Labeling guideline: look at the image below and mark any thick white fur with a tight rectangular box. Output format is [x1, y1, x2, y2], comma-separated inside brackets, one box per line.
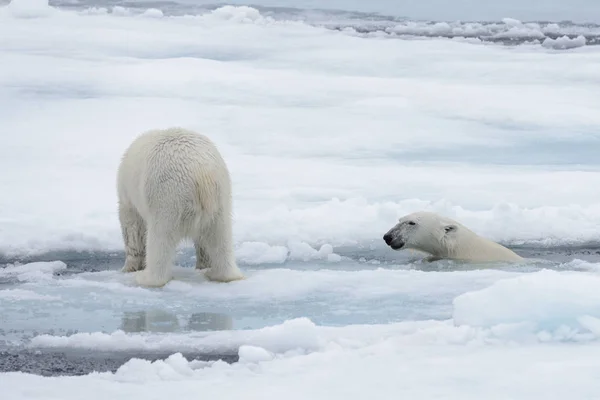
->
[383, 211, 523, 263]
[117, 127, 244, 287]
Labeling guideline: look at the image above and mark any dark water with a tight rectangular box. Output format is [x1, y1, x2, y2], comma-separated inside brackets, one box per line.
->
[0, 348, 238, 376]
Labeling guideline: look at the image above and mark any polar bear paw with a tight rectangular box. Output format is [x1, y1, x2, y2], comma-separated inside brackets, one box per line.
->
[195, 261, 209, 270]
[122, 256, 145, 273]
[135, 270, 172, 288]
[204, 268, 245, 283]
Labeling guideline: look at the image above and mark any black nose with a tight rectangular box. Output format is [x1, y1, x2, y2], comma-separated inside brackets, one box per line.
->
[383, 233, 393, 244]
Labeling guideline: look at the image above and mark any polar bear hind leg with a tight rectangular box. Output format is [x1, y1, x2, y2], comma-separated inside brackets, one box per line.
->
[135, 217, 181, 287]
[119, 201, 146, 273]
[201, 215, 244, 283]
[194, 241, 210, 270]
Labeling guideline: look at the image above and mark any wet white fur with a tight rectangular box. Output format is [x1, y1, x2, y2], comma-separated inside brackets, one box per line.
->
[117, 127, 244, 287]
[384, 211, 524, 263]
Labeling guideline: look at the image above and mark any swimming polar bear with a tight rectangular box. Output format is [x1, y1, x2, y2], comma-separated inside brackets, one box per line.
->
[383, 211, 523, 263]
[117, 127, 245, 287]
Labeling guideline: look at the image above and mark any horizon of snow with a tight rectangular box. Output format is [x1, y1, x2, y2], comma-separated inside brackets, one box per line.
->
[41, 0, 600, 24]
[9, 0, 600, 43]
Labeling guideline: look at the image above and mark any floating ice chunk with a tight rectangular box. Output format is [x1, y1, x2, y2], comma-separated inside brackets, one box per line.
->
[327, 253, 342, 263]
[240, 317, 322, 353]
[459, 22, 487, 36]
[430, 22, 452, 36]
[493, 26, 545, 39]
[141, 8, 163, 19]
[233, 241, 343, 265]
[209, 5, 265, 23]
[6, 0, 53, 18]
[287, 241, 341, 262]
[238, 345, 275, 363]
[543, 23, 561, 34]
[0, 261, 66, 282]
[317, 243, 333, 255]
[79, 7, 108, 16]
[524, 22, 541, 30]
[318, 244, 342, 262]
[30, 318, 323, 354]
[236, 242, 289, 265]
[111, 6, 130, 16]
[502, 18, 523, 27]
[112, 353, 195, 382]
[542, 35, 586, 50]
[30, 330, 145, 351]
[453, 270, 600, 332]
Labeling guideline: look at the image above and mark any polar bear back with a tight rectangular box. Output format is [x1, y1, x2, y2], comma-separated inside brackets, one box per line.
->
[117, 128, 231, 226]
[443, 230, 523, 263]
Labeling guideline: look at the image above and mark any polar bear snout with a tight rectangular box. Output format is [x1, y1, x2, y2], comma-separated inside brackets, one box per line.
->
[383, 228, 405, 250]
[383, 233, 393, 244]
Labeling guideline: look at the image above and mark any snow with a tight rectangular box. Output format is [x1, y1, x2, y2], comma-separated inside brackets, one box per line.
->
[385, 19, 595, 42]
[4, 347, 600, 399]
[1, 3, 599, 259]
[8, 264, 600, 398]
[236, 241, 342, 265]
[542, 35, 587, 50]
[238, 345, 275, 363]
[0, 289, 60, 301]
[2, 0, 600, 398]
[78, 0, 600, 23]
[5, 0, 53, 18]
[7, 317, 600, 398]
[235, 242, 290, 265]
[453, 269, 600, 330]
[140, 8, 163, 19]
[0, 261, 67, 282]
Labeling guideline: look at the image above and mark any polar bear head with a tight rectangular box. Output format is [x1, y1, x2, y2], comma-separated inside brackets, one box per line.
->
[382, 211, 465, 256]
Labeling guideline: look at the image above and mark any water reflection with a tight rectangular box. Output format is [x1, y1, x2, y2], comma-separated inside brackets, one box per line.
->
[120, 310, 233, 333]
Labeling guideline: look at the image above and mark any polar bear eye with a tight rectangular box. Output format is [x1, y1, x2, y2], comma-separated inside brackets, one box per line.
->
[408, 221, 416, 226]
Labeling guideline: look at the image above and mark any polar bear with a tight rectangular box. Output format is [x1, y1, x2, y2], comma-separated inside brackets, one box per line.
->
[117, 127, 245, 287]
[383, 211, 523, 263]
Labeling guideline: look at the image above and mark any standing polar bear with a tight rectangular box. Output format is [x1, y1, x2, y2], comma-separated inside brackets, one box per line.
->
[117, 127, 244, 287]
[383, 211, 523, 263]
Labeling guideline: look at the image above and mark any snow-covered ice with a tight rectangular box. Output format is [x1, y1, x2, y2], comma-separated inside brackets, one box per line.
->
[1, 2, 600, 258]
[2, 0, 600, 398]
[542, 35, 588, 50]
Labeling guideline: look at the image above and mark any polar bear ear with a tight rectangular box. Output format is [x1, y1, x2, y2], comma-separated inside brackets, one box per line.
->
[444, 224, 457, 234]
